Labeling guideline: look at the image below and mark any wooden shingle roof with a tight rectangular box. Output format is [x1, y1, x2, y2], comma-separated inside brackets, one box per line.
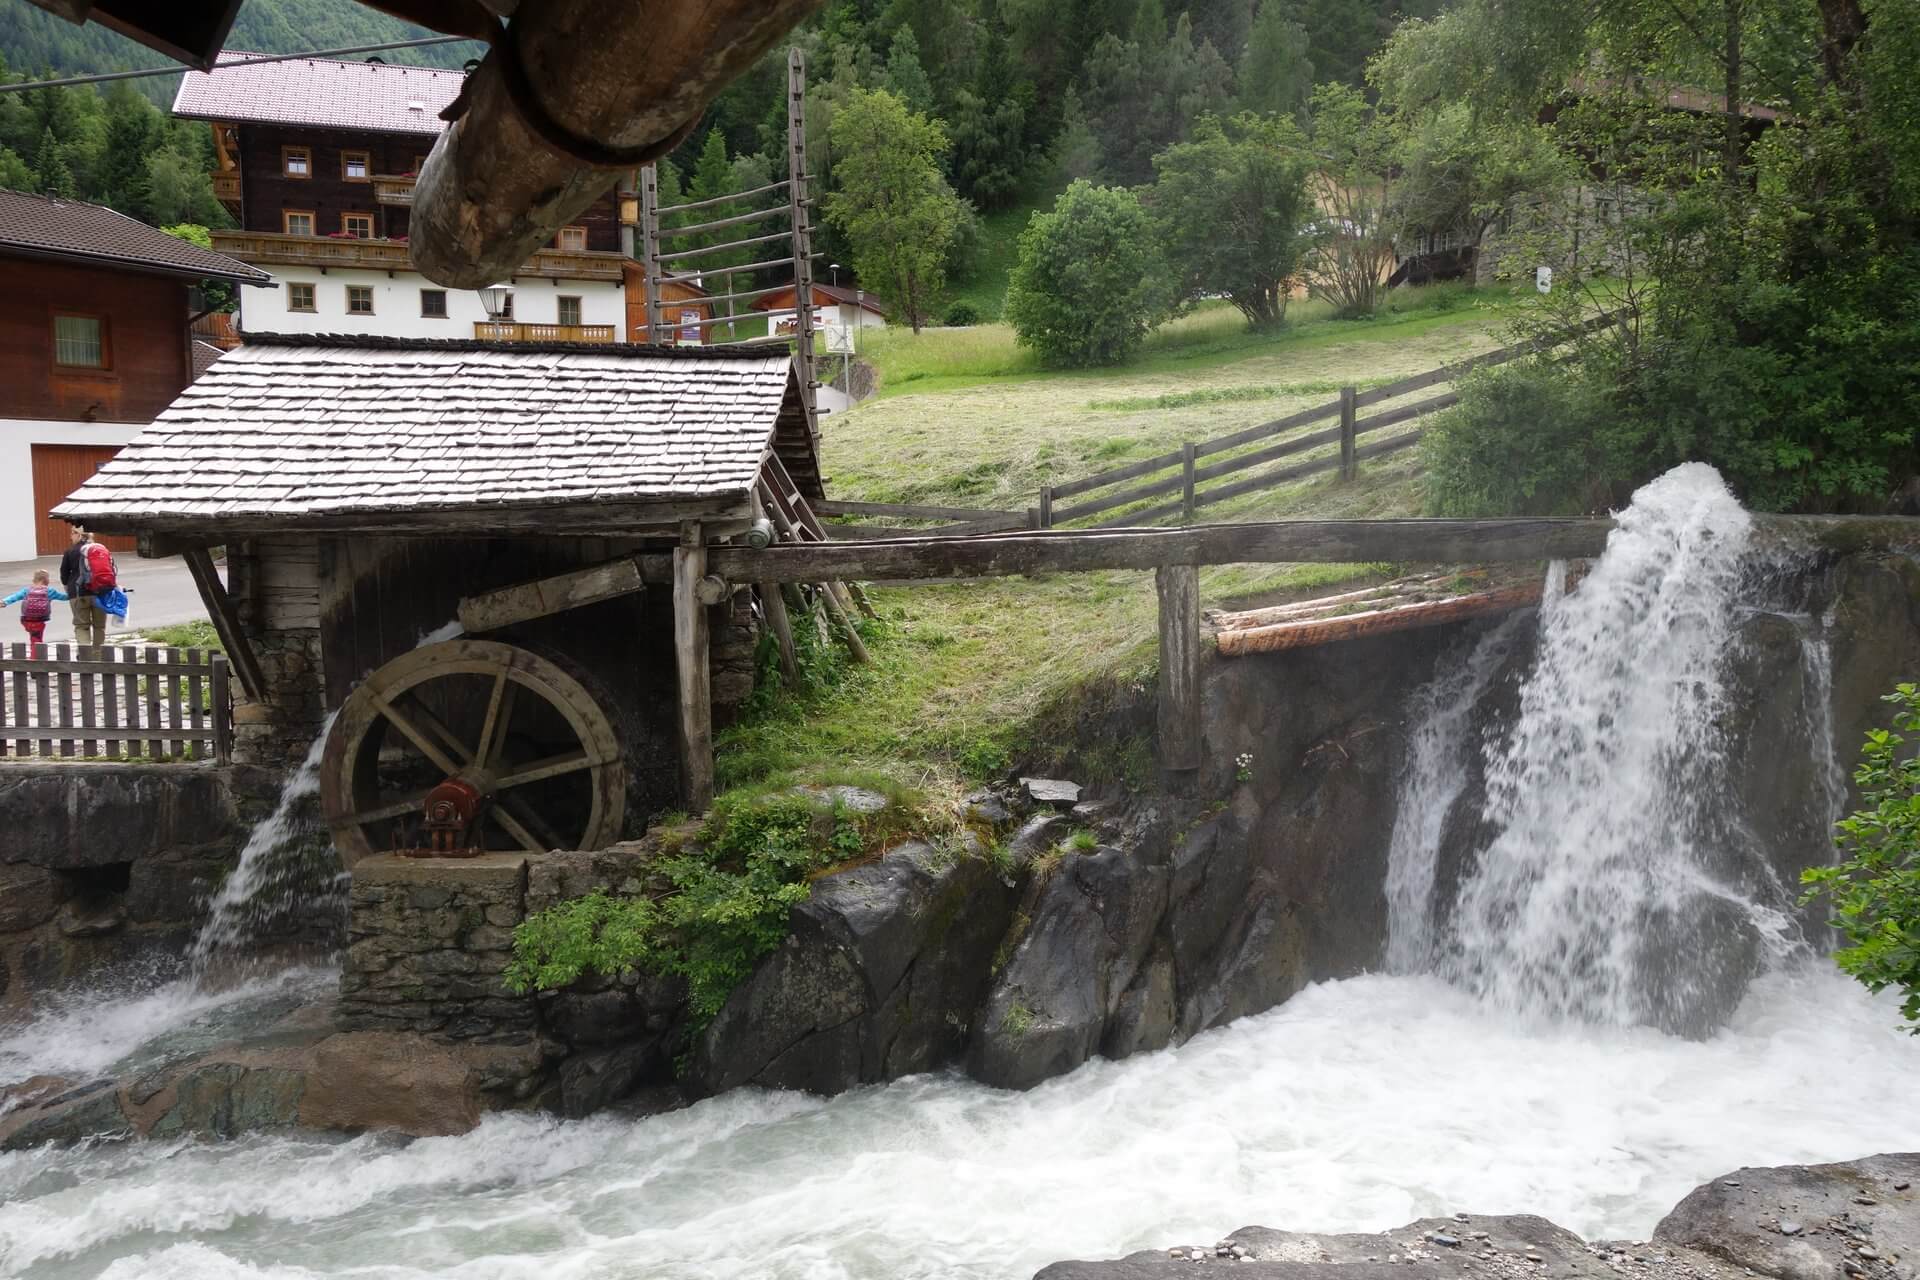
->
[173, 53, 466, 136]
[56, 336, 817, 537]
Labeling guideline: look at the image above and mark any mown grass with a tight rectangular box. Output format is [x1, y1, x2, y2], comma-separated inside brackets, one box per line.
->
[138, 620, 222, 652]
[706, 284, 1530, 809]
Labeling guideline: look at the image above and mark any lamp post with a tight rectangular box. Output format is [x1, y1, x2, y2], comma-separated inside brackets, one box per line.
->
[477, 284, 514, 330]
[829, 262, 840, 289]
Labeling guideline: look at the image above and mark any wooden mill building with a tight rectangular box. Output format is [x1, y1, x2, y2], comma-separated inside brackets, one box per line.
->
[56, 335, 820, 858]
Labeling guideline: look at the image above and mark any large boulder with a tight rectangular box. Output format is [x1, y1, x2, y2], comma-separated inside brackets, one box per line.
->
[969, 843, 1169, 1090]
[697, 840, 1014, 1095]
[1653, 1154, 1920, 1280]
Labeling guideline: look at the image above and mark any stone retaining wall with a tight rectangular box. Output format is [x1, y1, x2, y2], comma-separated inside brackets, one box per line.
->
[0, 763, 282, 1007]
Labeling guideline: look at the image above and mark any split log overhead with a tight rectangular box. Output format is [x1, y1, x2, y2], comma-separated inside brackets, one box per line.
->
[1214, 583, 1546, 656]
[409, 0, 823, 288]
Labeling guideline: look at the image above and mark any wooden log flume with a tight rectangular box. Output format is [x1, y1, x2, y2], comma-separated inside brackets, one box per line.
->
[1213, 582, 1544, 656]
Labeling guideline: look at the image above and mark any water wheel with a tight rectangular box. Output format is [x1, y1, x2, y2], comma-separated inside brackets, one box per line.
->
[320, 638, 626, 867]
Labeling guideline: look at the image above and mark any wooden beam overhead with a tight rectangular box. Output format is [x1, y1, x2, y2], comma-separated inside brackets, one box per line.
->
[181, 547, 268, 702]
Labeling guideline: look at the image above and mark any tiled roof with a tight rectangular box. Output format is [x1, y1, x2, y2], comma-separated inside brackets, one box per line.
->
[173, 52, 466, 136]
[0, 189, 270, 283]
[55, 338, 808, 530]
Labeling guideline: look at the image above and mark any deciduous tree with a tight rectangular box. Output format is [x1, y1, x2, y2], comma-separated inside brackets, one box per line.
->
[824, 88, 963, 332]
[1005, 180, 1173, 365]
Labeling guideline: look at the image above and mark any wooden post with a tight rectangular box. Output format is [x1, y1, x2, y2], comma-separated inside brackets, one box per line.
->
[1027, 507, 1042, 531]
[1181, 442, 1198, 523]
[673, 522, 715, 812]
[1339, 385, 1358, 481]
[1039, 485, 1055, 529]
[182, 547, 267, 701]
[786, 48, 820, 439]
[211, 653, 232, 765]
[1155, 563, 1202, 776]
[759, 582, 800, 686]
[639, 162, 665, 344]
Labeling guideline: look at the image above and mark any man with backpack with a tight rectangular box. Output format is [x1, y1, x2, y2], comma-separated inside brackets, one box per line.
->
[59, 524, 112, 649]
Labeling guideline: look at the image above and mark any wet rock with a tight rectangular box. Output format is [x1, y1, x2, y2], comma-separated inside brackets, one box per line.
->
[295, 1031, 550, 1137]
[542, 988, 646, 1046]
[148, 1063, 305, 1140]
[124, 859, 223, 926]
[1021, 778, 1083, 809]
[57, 898, 126, 938]
[0, 1079, 131, 1151]
[1007, 815, 1071, 868]
[1654, 1154, 1920, 1280]
[556, 1040, 663, 1118]
[966, 793, 1017, 828]
[698, 840, 1014, 1095]
[969, 845, 1169, 1090]
[0, 863, 66, 932]
[1101, 942, 1176, 1061]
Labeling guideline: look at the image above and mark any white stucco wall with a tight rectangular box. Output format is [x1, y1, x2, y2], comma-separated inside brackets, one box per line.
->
[235, 267, 628, 341]
[1, 418, 144, 561]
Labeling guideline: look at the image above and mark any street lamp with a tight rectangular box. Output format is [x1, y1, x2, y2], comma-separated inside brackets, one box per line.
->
[477, 284, 514, 323]
[829, 262, 840, 289]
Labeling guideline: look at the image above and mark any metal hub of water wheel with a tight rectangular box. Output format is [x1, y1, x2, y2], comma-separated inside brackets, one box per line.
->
[319, 638, 626, 867]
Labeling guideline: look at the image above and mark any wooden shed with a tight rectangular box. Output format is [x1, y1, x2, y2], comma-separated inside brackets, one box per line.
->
[55, 334, 822, 862]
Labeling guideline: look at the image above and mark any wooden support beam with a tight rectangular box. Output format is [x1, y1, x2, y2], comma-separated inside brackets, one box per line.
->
[760, 582, 800, 687]
[181, 547, 267, 702]
[673, 522, 714, 813]
[1181, 443, 1197, 523]
[458, 556, 646, 634]
[1214, 583, 1544, 656]
[1156, 564, 1201, 774]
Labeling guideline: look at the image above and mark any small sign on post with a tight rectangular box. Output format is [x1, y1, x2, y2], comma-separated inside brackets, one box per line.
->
[1535, 265, 1553, 294]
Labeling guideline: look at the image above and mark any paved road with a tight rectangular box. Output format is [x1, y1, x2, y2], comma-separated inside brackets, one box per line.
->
[0, 553, 210, 640]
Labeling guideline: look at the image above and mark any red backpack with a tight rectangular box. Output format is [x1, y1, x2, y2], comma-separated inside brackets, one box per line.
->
[82, 542, 116, 593]
[20, 586, 50, 623]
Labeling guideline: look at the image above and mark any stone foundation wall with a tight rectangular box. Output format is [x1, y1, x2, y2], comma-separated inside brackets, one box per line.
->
[0, 763, 281, 1007]
[233, 628, 326, 768]
[338, 853, 536, 1042]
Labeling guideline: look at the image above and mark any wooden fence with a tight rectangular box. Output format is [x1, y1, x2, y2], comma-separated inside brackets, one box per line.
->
[820, 312, 1622, 539]
[0, 645, 232, 764]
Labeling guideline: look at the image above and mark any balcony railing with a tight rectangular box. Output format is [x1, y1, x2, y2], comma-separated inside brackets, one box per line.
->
[473, 322, 617, 344]
[371, 174, 415, 206]
[212, 172, 240, 203]
[210, 231, 626, 282]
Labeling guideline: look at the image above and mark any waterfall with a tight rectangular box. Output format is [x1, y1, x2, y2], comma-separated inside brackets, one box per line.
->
[189, 711, 344, 971]
[1388, 463, 1820, 1034]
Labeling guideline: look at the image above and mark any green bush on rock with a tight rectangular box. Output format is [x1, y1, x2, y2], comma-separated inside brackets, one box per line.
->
[1803, 683, 1920, 1032]
[504, 786, 918, 1022]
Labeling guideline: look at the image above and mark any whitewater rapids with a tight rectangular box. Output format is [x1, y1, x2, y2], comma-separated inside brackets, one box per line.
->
[3, 966, 1914, 1280]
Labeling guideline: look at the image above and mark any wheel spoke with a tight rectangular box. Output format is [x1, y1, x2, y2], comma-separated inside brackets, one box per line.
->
[339, 789, 432, 827]
[500, 792, 570, 851]
[489, 804, 545, 854]
[474, 672, 512, 771]
[370, 692, 462, 775]
[494, 751, 604, 790]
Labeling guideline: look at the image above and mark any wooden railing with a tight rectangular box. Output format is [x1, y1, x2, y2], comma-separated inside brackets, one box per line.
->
[0, 645, 231, 764]
[210, 231, 628, 282]
[472, 322, 617, 344]
[820, 312, 1623, 538]
[212, 172, 240, 203]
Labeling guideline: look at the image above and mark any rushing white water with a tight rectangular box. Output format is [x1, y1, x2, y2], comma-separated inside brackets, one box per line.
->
[1388, 464, 1819, 1032]
[1, 966, 1913, 1280]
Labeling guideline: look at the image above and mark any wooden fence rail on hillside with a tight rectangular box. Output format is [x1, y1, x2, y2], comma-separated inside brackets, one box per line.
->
[819, 310, 1624, 540]
[0, 644, 231, 764]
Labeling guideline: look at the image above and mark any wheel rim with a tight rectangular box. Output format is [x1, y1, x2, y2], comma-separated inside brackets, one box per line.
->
[320, 639, 626, 867]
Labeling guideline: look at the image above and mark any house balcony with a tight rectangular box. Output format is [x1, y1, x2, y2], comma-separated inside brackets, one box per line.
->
[209, 231, 627, 282]
[473, 322, 617, 344]
[371, 174, 415, 206]
[212, 171, 240, 207]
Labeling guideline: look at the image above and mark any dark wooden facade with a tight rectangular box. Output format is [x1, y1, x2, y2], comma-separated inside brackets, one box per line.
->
[0, 256, 192, 423]
[230, 122, 622, 251]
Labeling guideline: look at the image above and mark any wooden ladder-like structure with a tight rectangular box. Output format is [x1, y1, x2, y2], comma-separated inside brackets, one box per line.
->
[754, 453, 873, 682]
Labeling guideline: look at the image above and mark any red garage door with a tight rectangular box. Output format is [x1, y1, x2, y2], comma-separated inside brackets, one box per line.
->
[30, 444, 136, 556]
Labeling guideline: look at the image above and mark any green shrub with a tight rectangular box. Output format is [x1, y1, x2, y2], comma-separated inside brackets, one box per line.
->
[944, 301, 981, 327]
[504, 786, 917, 1023]
[1420, 360, 1624, 516]
[1004, 180, 1173, 368]
[1803, 683, 1920, 1032]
